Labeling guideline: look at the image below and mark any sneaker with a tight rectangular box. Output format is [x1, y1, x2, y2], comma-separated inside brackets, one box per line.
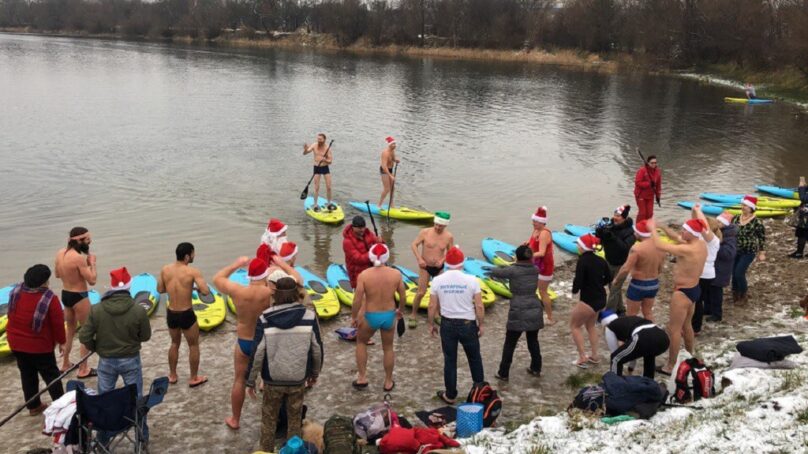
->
[788, 251, 804, 259]
[313, 205, 321, 212]
[494, 373, 509, 381]
[526, 368, 541, 377]
[706, 315, 722, 323]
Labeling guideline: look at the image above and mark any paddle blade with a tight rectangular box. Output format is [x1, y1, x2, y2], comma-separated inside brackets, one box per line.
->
[397, 317, 406, 337]
[300, 186, 309, 200]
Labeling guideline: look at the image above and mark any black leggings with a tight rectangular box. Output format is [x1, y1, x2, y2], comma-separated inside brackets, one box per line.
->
[497, 329, 542, 377]
[610, 327, 670, 379]
[14, 351, 64, 409]
[691, 278, 713, 333]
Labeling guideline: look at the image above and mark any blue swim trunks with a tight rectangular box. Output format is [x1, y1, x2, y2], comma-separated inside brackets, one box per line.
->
[365, 310, 396, 330]
[626, 278, 660, 301]
[237, 338, 254, 357]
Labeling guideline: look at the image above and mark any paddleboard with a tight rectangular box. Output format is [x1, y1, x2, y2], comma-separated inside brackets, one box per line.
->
[130, 273, 159, 317]
[463, 257, 557, 300]
[349, 201, 434, 222]
[0, 332, 9, 358]
[699, 193, 800, 209]
[677, 201, 790, 218]
[304, 196, 345, 224]
[326, 264, 355, 306]
[755, 185, 799, 200]
[392, 265, 431, 309]
[296, 266, 341, 320]
[553, 232, 606, 258]
[0, 285, 12, 334]
[168, 285, 226, 331]
[724, 97, 773, 104]
[564, 224, 594, 237]
[481, 237, 517, 266]
[224, 268, 249, 314]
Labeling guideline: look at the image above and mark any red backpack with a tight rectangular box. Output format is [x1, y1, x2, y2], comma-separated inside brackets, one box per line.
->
[466, 382, 502, 427]
[672, 358, 715, 404]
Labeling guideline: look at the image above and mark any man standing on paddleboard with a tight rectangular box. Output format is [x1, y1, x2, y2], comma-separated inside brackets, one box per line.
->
[54, 227, 97, 379]
[378, 136, 400, 209]
[408, 211, 454, 328]
[634, 155, 662, 222]
[303, 133, 335, 212]
[157, 242, 211, 388]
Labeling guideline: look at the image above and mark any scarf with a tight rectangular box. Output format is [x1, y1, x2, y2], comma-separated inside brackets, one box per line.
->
[8, 284, 55, 333]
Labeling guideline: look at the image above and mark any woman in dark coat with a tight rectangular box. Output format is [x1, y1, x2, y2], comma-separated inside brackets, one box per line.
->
[789, 177, 808, 259]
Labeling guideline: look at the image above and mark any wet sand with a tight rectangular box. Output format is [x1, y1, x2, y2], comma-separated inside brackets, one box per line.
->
[2, 220, 807, 452]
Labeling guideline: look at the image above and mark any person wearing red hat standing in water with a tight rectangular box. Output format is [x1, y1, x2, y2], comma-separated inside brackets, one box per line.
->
[731, 195, 766, 304]
[613, 219, 666, 321]
[571, 234, 613, 368]
[378, 136, 400, 209]
[526, 206, 556, 324]
[54, 227, 97, 378]
[633, 155, 662, 222]
[351, 244, 407, 391]
[257, 219, 288, 265]
[646, 218, 707, 376]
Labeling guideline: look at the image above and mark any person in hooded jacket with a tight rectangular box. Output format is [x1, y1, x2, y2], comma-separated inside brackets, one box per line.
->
[706, 211, 737, 322]
[342, 216, 382, 289]
[596, 205, 636, 314]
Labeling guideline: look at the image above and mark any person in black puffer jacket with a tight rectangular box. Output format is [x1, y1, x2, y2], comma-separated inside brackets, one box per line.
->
[595, 204, 636, 314]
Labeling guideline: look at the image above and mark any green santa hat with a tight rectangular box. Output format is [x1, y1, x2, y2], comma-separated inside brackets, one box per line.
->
[434, 211, 451, 226]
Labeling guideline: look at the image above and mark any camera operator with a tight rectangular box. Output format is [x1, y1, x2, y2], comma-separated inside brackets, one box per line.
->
[594, 205, 636, 314]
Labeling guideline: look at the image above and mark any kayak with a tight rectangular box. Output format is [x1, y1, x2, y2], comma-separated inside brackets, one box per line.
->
[0, 285, 12, 334]
[349, 202, 434, 222]
[168, 285, 226, 331]
[756, 185, 799, 200]
[305, 196, 345, 224]
[326, 264, 355, 306]
[724, 97, 774, 104]
[463, 257, 557, 301]
[392, 265, 431, 310]
[296, 266, 341, 320]
[699, 192, 800, 209]
[481, 237, 517, 266]
[130, 273, 159, 317]
[226, 268, 249, 314]
[677, 201, 790, 218]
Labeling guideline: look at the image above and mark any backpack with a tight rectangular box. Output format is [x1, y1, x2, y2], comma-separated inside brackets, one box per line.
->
[324, 415, 358, 454]
[571, 384, 606, 413]
[602, 372, 667, 418]
[466, 382, 502, 427]
[672, 358, 715, 404]
[353, 401, 398, 443]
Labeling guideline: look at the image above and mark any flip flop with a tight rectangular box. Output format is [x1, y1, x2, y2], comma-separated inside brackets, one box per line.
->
[408, 318, 417, 329]
[77, 368, 97, 379]
[573, 360, 589, 369]
[655, 366, 672, 377]
[59, 363, 76, 373]
[168, 377, 178, 385]
[352, 380, 369, 390]
[436, 391, 456, 405]
[383, 381, 395, 392]
[587, 356, 601, 364]
[189, 377, 209, 388]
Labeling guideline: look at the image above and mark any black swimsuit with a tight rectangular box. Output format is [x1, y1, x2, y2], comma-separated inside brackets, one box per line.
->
[425, 265, 443, 278]
[61, 290, 89, 308]
[379, 166, 394, 175]
[676, 284, 701, 304]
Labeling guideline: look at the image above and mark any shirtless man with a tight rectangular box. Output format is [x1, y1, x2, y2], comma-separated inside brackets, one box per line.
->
[213, 256, 273, 430]
[408, 211, 454, 328]
[614, 219, 666, 321]
[303, 133, 335, 212]
[54, 227, 97, 377]
[378, 136, 400, 208]
[351, 243, 407, 392]
[646, 218, 707, 376]
[157, 242, 210, 388]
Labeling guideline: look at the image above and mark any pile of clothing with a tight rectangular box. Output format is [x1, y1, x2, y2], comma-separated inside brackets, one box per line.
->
[730, 335, 803, 370]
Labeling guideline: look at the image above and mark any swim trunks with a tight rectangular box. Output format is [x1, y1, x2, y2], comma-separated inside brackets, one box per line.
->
[379, 166, 394, 175]
[61, 290, 89, 308]
[237, 338, 254, 357]
[676, 285, 701, 304]
[626, 278, 660, 301]
[425, 265, 443, 278]
[365, 310, 396, 330]
[313, 165, 330, 175]
[167, 308, 197, 330]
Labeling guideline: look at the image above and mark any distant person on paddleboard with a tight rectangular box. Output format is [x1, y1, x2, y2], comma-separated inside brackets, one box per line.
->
[54, 226, 97, 378]
[157, 242, 210, 388]
[214, 257, 273, 431]
[408, 211, 454, 328]
[646, 218, 707, 376]
[571, 234, 612, 369]
[613, 220, 665, 321]
[731, 196, 765, 305]
[303, 133, 336, 212]
[343, 216, 383, 289]
[788, 176, 808, 259]
[526, 206, 556, 324]
[378, 136, 400, 209]
[257, 218, 288, 265]
[429, 246, 485, 404]
[634, 155, 662, 222]
[351, 244, 406, 392]
[596, 204, 636, 315]
[744, 83, 757, 100]
[599, 310, 670, 379]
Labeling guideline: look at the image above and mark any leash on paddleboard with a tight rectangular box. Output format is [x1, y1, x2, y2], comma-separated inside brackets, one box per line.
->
[387, 163, 398, 222]
[300, 139, 334, 200]
[0, 351, 95, 428]
[636, 147, 661, 207]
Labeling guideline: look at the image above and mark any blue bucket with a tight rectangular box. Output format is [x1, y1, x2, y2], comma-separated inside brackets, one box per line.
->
[456, 403, 484, 438]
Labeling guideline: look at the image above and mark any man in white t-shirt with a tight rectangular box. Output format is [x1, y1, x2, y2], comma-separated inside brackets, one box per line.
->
[428, 246, 485, 404]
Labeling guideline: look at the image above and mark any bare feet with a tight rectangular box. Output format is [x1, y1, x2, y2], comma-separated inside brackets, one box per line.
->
[545, 317, 557, 326]
[189, 376, 208, 388]
[224, 416, 239, 430]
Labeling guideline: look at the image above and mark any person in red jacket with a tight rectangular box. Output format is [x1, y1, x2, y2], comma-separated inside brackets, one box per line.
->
[343, 216, 382, 288]
[6, 264, 66, 416]
[634, 155, 662, 222]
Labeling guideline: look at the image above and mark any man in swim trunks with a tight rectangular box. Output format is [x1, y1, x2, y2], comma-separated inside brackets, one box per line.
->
[213, 256, 274, 430]
[646, 218, 707, 376]
[157, 242, 210, 388]
[303, 133, 335, 212]
[408, 211, 454, 328]
[378, 136, 400, 209]
[54, 227, 97, 378]
[351, 243, 406, 392]
[614, 220, 666, 321]
[428, 246, 484, 404]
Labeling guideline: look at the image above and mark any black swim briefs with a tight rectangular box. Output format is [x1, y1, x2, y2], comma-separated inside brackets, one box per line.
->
[425, 265, 443, 278]
[379, 166, 394, 175]
[313, 165, 330, 175]
[62, 290, 89, 308]
[167, 308, 197, 330]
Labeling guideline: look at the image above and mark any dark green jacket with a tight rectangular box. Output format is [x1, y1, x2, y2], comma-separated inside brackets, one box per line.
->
[79, 290, 151, 358]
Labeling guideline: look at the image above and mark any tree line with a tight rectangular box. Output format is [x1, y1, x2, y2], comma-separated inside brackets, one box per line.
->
[1, 0, 807, 74]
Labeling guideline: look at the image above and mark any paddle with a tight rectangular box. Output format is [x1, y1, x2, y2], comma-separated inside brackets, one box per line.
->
[636, 148, 661, 207]
[300, 139, 334, 200]
[0, 351, 95, 428]
[387, 163, 398, 222]
[365, 200, 380, 238]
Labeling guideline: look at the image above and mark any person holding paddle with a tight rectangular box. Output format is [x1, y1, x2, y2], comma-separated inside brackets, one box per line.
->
[303, 133, 335, 212]
[378, 136, 400, 209]
[634, 154, 662, 222]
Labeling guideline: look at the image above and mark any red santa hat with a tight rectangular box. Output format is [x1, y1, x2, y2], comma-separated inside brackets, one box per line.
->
[248, 258, 269, 281]
[532, 206, 548, 223]
[717, 211, 733, 227]
[682, 219, 706, 238]
[741, 195, 757, 210]
[385, 136, 396, 146]
[445, 246, 465, 269]
[109, 267, 132, 291]
[369, 243, 390, 267]
[633, 220, 652, 238]
[266, 218, 287, 237]
[279, 241, 298, 262]
[577, 234, 600, 252]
